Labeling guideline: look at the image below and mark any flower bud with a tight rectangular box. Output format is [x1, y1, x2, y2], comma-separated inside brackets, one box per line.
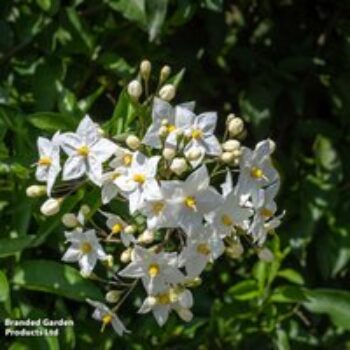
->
[232, 149, 242, 158]
[61, 213, 79, 228]
[126, 135, 140, 150]
[137, 230, 154, 244]
[186, 148, 202, 161]
[220, 151, 235, 164]
[236, 128, 247, 141]
[222, 140, 240, 152]
[146, 296, 157, 307]
[127, 80, 142, 100]
[120, 247, 133, 263]
[170, 158, 187, 175]
[162, 147, 176, 160]
[124, 225, 137, 235]
[257, 247, 274, 262]
[80, 204, 91, 216]
[226, 113, 236, 124]
[26, 185, 46, 198]
[228, 117, 244, 137]
[105, 290, 123, 303]
[159, 84, 176, 101]
[140, 59, 151, 80]
[104, 254, 114, 268]
[160, 65, 171, 83]
[184, 277, 202, 288]
[177, 308, 193, 322]
[80, 270, 91, 278]
[40, 198, 63, 216]
[226, 242, 244, 258]
[158, 125, 168, 137]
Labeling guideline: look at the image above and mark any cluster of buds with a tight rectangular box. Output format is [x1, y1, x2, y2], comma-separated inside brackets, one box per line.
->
[27, 60, 283, 336]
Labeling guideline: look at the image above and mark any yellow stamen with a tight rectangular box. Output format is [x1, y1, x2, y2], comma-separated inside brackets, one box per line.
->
[102, 314, 113, 325]
[77, 145, 90, 157]
[38, 156, 52, 166]
[133, 173, 145, 184]
[123, 154, 132, 166]
[197, 243, 211, 256]
[80, 242, 92, 254]
[184, 196, 196, 209]
[112, 223, 123, 234]
[191, 129, 203, 139]
[221, 214, 233, 227]
[260, 208, 273, 219]
[250, 166, 264, 179]
[157, 293, 170, 305]
[152, 201, 165, 215]
[166, 124, 176, 133]
[148, 263, 160, 278]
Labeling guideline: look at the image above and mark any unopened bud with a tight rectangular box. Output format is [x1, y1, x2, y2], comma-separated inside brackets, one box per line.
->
[184, 277, 202, 288]
[186, 148, 202, 161]
[61, 213, 79, 228]
[228, 117, 244, 137]
[162, 147, 176, 160]
[222, 140, 240, 152]
[105, 290, 123, 303]
[159, 84, 176, 101]
[140, 60, 151, 80]
[80, 270, 91, 278]
[236, 129, 247, 141]
[124, 225, 136, 235]
[170, 158, 187, 175]
[138, 229, 154, 244]
[26, 185, 46, 198]
[147, 296, 157, 307]
[160, 65, 171, 83]
[257, 247, 274, 262]
[80, 204, 90, 216]
[220, 151, 235, 164]
[120, 247, 133, 263]
[127, 80, 142, 100]
[40, 198, 63, 216]
[177, 308, 193, 322]
[126, 135, 140, 150]
[104, 254, 114, 268]
[158, 125, 168, 137]
[226, 242, 244, 258]
[226, 113, 236, 124]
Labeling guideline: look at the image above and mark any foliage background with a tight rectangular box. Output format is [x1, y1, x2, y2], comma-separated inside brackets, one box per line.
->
[0, 0, 349, 349]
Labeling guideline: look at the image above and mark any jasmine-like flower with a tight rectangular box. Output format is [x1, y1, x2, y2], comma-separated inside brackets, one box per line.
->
[236, 139, 279, 207]
[35, 132, 61, 196]
[179, 225, 225, 277]
[205, 190, 253, 238]
[142, 97, 195, 149]
[118, 246, 185, 294]
[182, 112, 222, 167]
[62, 229, 107, 275]
[114, 151, 161, 214]
[138, 287, 193, 326]
[87, 299, 129, 335]
[60, 115, 117, 185]
[161, 165, 223, 233]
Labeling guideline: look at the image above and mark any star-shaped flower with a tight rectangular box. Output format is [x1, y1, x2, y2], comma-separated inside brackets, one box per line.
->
[60, 115, 117, 185]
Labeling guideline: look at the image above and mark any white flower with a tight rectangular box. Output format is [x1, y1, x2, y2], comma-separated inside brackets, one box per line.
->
[179, 225, 225, 277]
[138, 287, 193, 327]
[102, 211, 136, 247]
[205, 190, 253, 238]
[114, 151, 161, 214]
[87, 299, 129, 335]
[62, 229, 107, 275]
[236, 139, 279, 207]
[182, 112, 222, 167]
[60, 115, 117, 186]
[35, 133, 61, 195]
[142, 97, 195, 149]
[161, 165, 223, 233]
[118, 246, 184, 294]
[249, 182, 284, 245]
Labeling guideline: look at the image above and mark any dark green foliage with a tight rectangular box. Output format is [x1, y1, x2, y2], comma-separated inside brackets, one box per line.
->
[0, 0, 349, 349]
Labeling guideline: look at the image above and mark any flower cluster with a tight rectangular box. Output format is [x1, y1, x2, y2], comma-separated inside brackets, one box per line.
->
[27, 60, 283, 335]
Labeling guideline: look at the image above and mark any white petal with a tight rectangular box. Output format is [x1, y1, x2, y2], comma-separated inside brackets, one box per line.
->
[62, 247, 81, 262]
[118, 262, 144, 278]
[63, 156, 86, 180]
[87, 156, 102, 186]
[60, 133, 82, 156]
[91, 138, 117, 162]
[153, 306, 169, 327]
[196, 112, 217, 133]
[77, 115, 99, 145]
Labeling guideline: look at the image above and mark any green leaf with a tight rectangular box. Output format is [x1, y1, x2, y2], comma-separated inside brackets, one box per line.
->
[27, 112, 78, 131]
[277, 269, 304, 285]
[0, 236, 36, 258]
[13, 260, 103, 302]
[270, 285, 307, 303]
[275, 329, 290, 350]
[146, 0, 168, 41]
[0, 271, 9, 302]
[202, 0, 223, 12]
[228, 280, 260, 301]
[107, 0, 147, 27]
[303, 289, 350, 330]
